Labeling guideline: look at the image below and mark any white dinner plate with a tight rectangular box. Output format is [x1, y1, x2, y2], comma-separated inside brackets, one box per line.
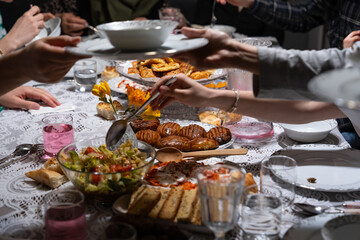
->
[65, 34, 209, 61]
[283, 213, 343, 240]
[274, 146, 360, 192]
[64, 58, 109, 78]
[308, 68, 360, 110]
[321, 214, 360, 240]
[115, 60, 227, 87]
[107, 77, 149, 95]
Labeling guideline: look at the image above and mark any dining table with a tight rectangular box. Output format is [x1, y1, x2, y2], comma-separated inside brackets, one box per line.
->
[0, 60, 359, 239]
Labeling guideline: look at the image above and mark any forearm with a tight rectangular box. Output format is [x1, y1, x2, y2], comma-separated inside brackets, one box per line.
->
[247, 0, 334, 32]
[0, 35, 20, 55]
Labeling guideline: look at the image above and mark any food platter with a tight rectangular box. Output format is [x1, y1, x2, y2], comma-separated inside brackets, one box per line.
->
[308, 68, 360, 110]
[274, 145, 360, 192]
[107, 77, 149, 95]
[116, 60, 227, 87]
[65, 34, 209, 61]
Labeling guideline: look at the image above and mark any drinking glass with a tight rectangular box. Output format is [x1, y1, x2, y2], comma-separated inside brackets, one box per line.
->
[196, 164, 246, 239]
[44, 189, 86, 240]
[260, 155, 297, 209]
[241, 184, 282, 240]
[74, 59, 97, 92]
[158, 7, 187, 28]
[42, 114, 74, 159]
[101, 222, 137, 240]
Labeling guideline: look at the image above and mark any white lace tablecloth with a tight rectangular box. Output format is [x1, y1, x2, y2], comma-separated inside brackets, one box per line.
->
[0, 81, 356, 239]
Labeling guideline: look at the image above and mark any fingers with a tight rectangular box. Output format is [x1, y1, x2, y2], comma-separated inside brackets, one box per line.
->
[181, 27, 206, 39]
[17, 99, 41, 110]
[27, 5, 41, 16]
[28, 88, 61, 107]
[43, 13, 55, 21]
[42, 36, 82, 47]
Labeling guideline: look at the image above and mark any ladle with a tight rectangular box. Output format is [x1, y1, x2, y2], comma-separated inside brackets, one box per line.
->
[106, 76, 177, 150]
[156, 147, 248, 163]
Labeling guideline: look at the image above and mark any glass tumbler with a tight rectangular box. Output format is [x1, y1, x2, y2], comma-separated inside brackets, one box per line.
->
[73, 59, 97, 92]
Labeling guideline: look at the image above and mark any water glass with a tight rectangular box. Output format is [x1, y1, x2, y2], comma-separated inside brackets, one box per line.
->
[260, 155, 297, 208]
[42, 114, 74, 159]
[241, 184, 282, 240]
[158, 7, 187, 28]
[101, 222, 137, 240]
[74, 59, 97, 92]
[197, 164, 246, 239]
[44, 189, 86, 240]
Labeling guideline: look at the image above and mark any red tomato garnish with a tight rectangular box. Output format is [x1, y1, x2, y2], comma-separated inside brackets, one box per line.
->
[84, 147, 96, 154]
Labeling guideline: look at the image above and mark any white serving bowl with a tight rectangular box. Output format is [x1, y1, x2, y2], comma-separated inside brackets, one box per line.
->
[204, 24, 236, 37]
[96, 20, 178, 50]
[27, 17, 61, 45]
[279, 119, 338, 143]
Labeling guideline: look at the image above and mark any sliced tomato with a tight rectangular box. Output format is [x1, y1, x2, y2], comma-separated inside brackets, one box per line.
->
[110, 164, 118, 172]
[91, 167, 101, 184]
[117, 165, 132, 172]
[84, 147, 96, 155]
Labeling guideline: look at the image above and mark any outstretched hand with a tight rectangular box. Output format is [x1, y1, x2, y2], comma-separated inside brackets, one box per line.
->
[0, 86, 61, 110]
[343, 30, 360, 49]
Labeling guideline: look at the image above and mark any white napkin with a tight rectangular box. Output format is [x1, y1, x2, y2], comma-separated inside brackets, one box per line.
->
[29, 102, 75, 115]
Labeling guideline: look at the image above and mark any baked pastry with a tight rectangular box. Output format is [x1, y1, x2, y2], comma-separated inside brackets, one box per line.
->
[158, 186, 184, 221]
[182, 138, 219, 151]
[101, 66, 119, 82]
[96, 100, 125, 120]
[135, 130, 161, 146]
[156, 135, 190, 150]
[130, 118, 160, 132]
[25, 168, 68, 188]
[175, 188, 198, 223]
[43, 157, 64, 174]
[127, 188, 161, 216]
[206, 127, 232, 144]
[179, 124, 206, 140]
[156, 122, 181, 137]
[198, 111, 221, 127]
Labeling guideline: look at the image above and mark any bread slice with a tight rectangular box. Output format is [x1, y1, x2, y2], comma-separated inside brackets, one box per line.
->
[25, 169, 68, 188]
[190, 197, 202, 225]
[43, 157, 64, 175]
[158, 186, 184, 221]
[148, 187, 170, 219]
[96, 100, 124, 120]
[175, 188, 198, 223]
[198, 111, 221, 127]
[127, 188, 161, 216]
[129, 185, 147, 209]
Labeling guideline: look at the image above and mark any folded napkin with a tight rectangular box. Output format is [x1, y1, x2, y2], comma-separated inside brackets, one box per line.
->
[29, 102, 75, 115]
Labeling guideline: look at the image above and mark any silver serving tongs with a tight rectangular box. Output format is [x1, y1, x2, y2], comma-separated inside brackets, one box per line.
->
[105, 76, 177, 150]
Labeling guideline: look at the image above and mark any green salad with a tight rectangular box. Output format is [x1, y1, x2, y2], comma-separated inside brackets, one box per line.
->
[62, 140, 148, 195]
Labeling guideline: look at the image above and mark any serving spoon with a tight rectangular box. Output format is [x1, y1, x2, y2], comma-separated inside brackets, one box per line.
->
[106, 76, 177, 150]
[156, 147, 248, 163]
[293, 202, 360, 216]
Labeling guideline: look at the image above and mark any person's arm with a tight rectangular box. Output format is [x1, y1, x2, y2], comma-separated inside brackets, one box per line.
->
[0, 35, 85, 95]
[0, 86, 61, 110]
[0, 6, 54, 55]
[221, 0, 337, 32]
[150, 74, 345, 123]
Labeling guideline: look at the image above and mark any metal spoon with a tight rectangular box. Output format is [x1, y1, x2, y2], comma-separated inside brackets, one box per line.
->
[293, 202, 360, 216]
[106, 76, 177, 150]
[0, 144, 33, 165]
[210, 0, 217, 28]
[86, 24, 105, 38]
[156, 147, 248, 163]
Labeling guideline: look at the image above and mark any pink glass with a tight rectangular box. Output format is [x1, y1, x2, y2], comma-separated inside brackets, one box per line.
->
[42, 114, 74, 159]
[44, 190, 86, 240]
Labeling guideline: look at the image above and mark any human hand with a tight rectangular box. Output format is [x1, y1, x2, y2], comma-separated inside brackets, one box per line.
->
[0, 86, 61, 110]
[60, 13, 88, 36]
[4, 6, 54, 51]
[343, 30, 360, 49]
[18, 35, 88, 83]
[150, 74, 213, 110]
[216, 0, 254, 9]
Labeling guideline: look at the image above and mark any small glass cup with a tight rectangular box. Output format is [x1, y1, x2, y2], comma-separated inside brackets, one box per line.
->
[101, 222, 137, 240]
[74, 59, 97, 92]
[241, 184, 282, 240]
[158, 7, 187, 28]
[197, 164, 246, 239]
[42, 114, 74, 159]
[260, 155, 297, 208]
[44, 189, 86, 240]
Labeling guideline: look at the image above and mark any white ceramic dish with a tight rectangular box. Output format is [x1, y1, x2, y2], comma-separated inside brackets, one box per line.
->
[204, 24, 236, 37]
[96, 20, 177, 50]
[283, 213, 343, 240]
[321, 214, 360, 240]
[27, 17, 61, 45]
[279, 119, 338, 143]
[308, 68, 360, 110]
[107, 77, 149, 95]
[65, 34, 208, 61]
[275, 146, 360, 192]
[116, 59, 227, 87]
[64, 58, 108, 78]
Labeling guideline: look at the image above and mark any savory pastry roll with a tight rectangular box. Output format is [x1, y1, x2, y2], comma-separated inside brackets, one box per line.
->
[156, 122, 181, 137]
[206, 126, 232, 144]
[156, 135, 190, 150]
[25, 169, 68, 188]
[136, 130, 161, 146]
[158, 186, 184, 221]
[175, 188, 198, 223]
[179, 124, 206, 140]
[139, 66, 156, 78]
[130, 118, 160, 132]
[182, 138, 219, 151]
[127, 188, 161, 216]
[96, 100, 125, 120]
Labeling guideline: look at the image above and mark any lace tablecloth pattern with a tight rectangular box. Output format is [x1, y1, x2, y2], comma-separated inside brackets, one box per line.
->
[0, 81, 356, 239]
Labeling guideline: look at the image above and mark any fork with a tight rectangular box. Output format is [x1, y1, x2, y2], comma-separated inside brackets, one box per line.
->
[210, 0, 217, 28]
